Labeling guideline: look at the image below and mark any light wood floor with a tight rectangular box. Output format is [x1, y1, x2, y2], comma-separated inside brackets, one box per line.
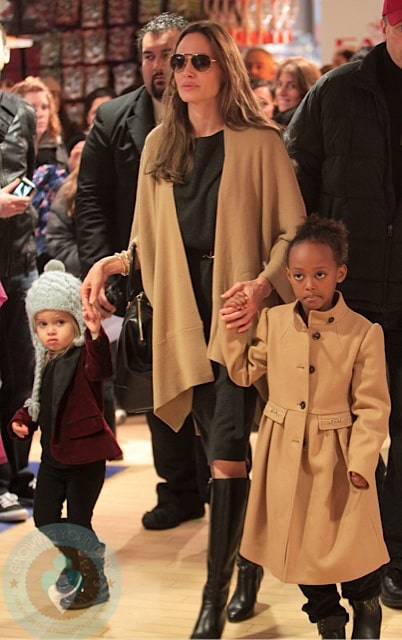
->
[1, 415, 401, 639]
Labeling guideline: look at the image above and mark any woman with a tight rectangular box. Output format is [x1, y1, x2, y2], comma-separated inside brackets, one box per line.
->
[273, 56, 321, 128]
[11, 76, 69, 169]
[45, 140, 86, 277]
[66, 86, 117, 156]
[11, 77, 69, 271]
[80, 20, 306, 639]
[251, 79, 275, 119]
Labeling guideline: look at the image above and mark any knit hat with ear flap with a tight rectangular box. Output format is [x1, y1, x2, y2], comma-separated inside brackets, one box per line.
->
[24, 259, 85, 421]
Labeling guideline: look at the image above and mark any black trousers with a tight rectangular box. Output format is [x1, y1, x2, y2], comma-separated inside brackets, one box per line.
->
[0, 270, 37, 489]
[355, 309, 402, 569]
[299, 569, 381, 623]
[34, 459, 105, 531]
[145, 411, 210, 510]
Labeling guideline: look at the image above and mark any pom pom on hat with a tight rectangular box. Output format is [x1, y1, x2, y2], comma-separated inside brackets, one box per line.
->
[24, 260, 85, 421]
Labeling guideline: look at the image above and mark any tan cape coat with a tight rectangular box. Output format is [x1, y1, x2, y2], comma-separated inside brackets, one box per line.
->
[130, 125, 306, 430]
[219, 293, 390, 584]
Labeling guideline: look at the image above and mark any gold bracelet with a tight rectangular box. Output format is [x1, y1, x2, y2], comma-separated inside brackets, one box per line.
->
[114, 251, 130, 276]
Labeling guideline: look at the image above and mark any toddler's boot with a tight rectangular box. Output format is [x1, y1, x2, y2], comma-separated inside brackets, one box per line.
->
[350, 597, 381, 639]
[60, 541, 109, 610]
[317, 615, 347, 639]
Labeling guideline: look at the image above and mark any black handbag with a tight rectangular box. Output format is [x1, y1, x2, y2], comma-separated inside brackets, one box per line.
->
[115, 249, 153, 414]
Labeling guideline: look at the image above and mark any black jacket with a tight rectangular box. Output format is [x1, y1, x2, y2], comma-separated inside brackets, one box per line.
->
[75, 86, 155, 278]
[0, 92, 36, 277]
[46, 190, 80, 277]
[286, 43, 402, 313]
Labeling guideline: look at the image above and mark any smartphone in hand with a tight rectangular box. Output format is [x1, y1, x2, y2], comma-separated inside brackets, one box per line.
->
[12, 177, 36, 197]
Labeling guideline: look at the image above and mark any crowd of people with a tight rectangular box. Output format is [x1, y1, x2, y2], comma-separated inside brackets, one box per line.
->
[1, 0, 402, 638]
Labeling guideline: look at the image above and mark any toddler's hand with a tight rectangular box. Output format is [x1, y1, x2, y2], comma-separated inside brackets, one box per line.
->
[11, 421, 29, 438]
[83, 307, 101, 340]
[350, 471, 368, 488]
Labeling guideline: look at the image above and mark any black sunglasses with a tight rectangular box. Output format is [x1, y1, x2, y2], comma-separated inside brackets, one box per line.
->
[170, 53, 217, 73]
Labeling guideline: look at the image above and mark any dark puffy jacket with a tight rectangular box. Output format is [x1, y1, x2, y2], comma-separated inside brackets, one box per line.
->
[286, 43, 402, 313]
[0, 92, 36, 277]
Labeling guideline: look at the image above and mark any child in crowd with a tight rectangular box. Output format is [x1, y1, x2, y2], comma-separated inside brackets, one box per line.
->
[10, 259, 122, 610]
[220, 217, 390, 639]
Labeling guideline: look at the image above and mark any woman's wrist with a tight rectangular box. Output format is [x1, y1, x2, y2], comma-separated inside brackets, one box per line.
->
[113, 250, 130, 276]
[102, 254, 126, 278]
[255, 275, 273, 300]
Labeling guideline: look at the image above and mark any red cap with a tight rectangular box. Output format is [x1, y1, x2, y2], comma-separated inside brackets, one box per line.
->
[383, 0, 402, 25]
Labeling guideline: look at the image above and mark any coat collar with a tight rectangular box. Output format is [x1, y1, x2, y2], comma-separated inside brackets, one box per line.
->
[292, 291, 350, 329]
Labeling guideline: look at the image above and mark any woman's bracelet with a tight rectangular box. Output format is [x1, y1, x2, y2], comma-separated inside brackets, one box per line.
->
[114, 250, 130, 276]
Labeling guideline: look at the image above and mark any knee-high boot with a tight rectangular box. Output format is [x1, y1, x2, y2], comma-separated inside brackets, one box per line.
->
[190, 477, 249, 639]
[226, 554, 264, 621]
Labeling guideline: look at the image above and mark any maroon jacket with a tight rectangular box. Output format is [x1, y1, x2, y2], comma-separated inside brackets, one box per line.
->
[10, 328, 122, 465]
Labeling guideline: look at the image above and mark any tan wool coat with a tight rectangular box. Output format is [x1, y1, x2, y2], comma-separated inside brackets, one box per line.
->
[220, 293, 390, 584]
[130, 124, 306, 430]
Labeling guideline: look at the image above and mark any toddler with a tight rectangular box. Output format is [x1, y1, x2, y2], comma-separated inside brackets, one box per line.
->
[10, 259, 122, 610]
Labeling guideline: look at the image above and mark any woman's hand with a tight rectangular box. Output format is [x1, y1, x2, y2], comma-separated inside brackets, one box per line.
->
[80, 256, 121, 321]
[0, 179, 32, 218]
[220, 276, 272, 333]
[11, 421, 29, 438]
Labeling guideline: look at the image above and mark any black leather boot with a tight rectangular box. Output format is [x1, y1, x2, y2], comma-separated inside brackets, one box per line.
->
[350, 597, 381, 639]
[381, 568, 402, 609]
[226, 554, 264, 622]
[317, 615, 347, 639]
[61, 541, 109, 610]
[190, 478, 249, 639]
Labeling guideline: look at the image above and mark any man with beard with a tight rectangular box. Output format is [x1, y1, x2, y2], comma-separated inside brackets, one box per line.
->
[75, 13, 209, 530]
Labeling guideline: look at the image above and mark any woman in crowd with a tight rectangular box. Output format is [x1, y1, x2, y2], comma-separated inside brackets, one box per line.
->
[46, 86, 117, 275]
[66, 86, 117, 155]
[273, 56, 321, 129]
[11, 76, 69, 271]
[80, 20, 306, 639]
[11, 76, 69, 169]
[251, 79, 275, 119]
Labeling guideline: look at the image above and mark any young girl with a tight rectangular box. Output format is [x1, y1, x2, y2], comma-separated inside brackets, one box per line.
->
[220, 217, 390, 639]
[10, 259, 122, 610]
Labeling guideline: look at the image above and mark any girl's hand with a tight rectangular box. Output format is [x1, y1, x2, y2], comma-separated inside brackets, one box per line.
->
[11, 421, 29, 438]
[83, 307, 101, 340]
[221, 276, 273, 333]
[80, 256, 120, 321]
[222, 292, 248, 310]
[350, 471, 368, 488]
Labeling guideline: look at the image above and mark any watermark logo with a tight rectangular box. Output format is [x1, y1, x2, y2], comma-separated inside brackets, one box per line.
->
[3, 523, 121, 639]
